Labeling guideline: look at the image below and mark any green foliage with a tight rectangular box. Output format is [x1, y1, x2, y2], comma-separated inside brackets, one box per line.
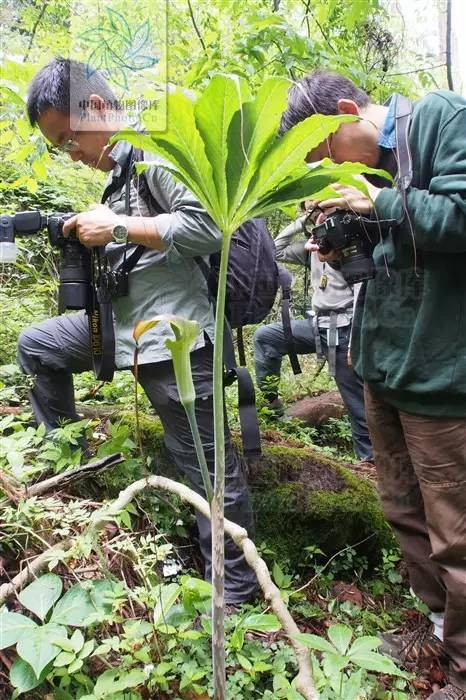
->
[0, 575, 117, 695]
[117, 75, 381, 237]
[294, 623, 409, 700]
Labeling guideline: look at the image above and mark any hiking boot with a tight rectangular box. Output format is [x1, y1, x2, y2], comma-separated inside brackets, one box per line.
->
[379, 619, 445, 668]
[428, 684, 466, 699]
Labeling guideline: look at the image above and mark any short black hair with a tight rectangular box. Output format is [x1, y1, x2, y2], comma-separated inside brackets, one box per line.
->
[27, 57, 120, 126]
[280, 70, 370, 134]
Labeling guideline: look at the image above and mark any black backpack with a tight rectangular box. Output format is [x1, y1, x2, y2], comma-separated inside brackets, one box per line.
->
[215, 218, 279, 329]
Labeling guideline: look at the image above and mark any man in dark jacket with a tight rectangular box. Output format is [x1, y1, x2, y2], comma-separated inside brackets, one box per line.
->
[280, 70, 466, 700]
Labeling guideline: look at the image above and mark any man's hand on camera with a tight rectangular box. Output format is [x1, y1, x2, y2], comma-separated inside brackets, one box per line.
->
[317, 176, 382, 216]
[304, 209, 341, 262]
[62, 204, 123, 247]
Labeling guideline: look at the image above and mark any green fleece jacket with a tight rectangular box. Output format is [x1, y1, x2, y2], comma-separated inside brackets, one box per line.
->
[352, 90, 466, 417]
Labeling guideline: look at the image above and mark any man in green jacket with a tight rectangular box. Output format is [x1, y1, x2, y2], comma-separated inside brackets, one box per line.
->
[280, 70, 466, 700]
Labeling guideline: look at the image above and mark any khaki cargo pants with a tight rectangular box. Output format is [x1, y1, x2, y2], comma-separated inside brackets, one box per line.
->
[364, 384, 466, 689]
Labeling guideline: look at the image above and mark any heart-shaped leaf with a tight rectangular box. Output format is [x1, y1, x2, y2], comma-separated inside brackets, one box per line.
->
[10, 657, 50, 693]
[50, 585, 97, 627]
[18, 573, 63, 621]
[16, 622, 65, 677]
[0, 611, 37, 650]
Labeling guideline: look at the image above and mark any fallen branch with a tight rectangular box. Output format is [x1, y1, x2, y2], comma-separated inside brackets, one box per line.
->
[0, 403, 126, 419]
[0, 474, 317, 699]
[26, 453, 124, 497]
[0, 454, 124, 505]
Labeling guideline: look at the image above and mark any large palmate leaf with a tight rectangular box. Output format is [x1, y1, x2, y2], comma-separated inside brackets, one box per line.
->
[195, 75, 250, 223]
[112, 74, 376, 237]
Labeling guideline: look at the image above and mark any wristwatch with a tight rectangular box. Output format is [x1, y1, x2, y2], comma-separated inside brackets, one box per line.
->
[111, 221, 129, 244]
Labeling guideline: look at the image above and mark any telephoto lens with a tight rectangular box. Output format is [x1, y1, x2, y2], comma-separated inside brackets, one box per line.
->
[47, 214, 94, 312]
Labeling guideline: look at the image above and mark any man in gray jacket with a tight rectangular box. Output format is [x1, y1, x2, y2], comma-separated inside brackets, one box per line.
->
[254, 214, 373, 463]
[17, 58, 258, 605]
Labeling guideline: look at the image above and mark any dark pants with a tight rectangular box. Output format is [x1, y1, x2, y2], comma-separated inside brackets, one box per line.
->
[253, 320, 373, 461]
[364, 384, 466, 690]
[17, 311, 258, 604]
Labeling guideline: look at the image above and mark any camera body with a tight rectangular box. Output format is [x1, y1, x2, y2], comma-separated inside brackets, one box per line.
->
[0, 211, 129, 313]
[0, 211, 95, 313]
[304, 209, 377, 285]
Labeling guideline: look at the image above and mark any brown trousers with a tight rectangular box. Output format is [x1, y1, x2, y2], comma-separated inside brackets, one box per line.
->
[364, 385, 466, 689]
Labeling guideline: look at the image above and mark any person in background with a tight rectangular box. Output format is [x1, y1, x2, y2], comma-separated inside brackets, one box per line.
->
[253, 212, 373, 465]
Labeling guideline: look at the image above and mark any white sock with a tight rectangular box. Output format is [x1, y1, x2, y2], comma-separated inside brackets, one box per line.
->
[430, 611, 445, 642]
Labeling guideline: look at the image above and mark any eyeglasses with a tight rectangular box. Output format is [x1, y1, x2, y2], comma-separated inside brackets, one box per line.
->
[57, 110, 86, 153]
[59, 137, 81, 153]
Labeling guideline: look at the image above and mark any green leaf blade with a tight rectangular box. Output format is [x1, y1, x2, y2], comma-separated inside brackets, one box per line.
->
[226, 76, 291, 217]
[195, 74, 248, 220]
[350, 650, 407, 676]
[241, 114, 356, 219]
[153, 583, 181, 628]
[291, 632, 337, 655]
[16, 622, 66, 677]
[328, 624, 353, 655]
[0, 611, 37, 650]
[10, 657, 49, 694]
[18, 573, 63, 621]
[50, 585, 97, 627]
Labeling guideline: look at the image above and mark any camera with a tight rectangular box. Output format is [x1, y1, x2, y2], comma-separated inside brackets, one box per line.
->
[0, 211, 95, 313]
[0, 211, 130, 312]
[304, 209, 379, 285]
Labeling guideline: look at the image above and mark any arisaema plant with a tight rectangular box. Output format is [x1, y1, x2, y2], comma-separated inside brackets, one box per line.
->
[112, 73, 386, 700]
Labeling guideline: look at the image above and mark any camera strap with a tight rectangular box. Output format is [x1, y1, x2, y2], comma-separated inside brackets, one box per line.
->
[88, 251, 115, 381]
[88, 148, 140, 381]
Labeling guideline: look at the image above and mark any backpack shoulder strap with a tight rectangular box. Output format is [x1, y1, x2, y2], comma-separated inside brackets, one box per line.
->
[394, 94, 413, 200]
[117, 147, 167, 277]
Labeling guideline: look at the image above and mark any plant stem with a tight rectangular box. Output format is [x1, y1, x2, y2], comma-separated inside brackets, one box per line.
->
[185, 402, 213, 503]
[133, 347, 145, 459]
[211, 231, 232, 700]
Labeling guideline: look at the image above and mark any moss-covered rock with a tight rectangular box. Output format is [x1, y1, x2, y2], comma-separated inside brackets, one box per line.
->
[117, 411, 394, 567]
[249, 441, 394, 567]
